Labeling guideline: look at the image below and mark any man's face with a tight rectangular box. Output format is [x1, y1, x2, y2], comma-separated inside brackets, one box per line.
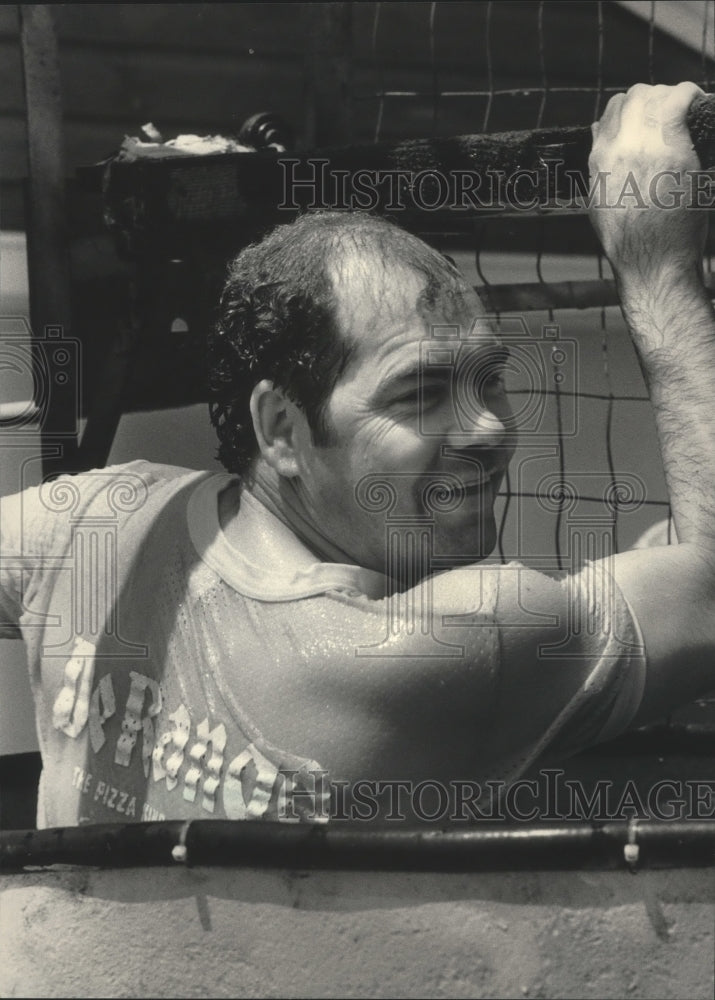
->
[289, 255, 516, 581]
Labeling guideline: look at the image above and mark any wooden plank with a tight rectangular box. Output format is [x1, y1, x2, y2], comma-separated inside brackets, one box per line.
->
[0, 41, 604, 148]
[0, 39, 303, 118]
[0, 39, 23, 111]
[1, 117, 136, 182]
[303, 2, 353, 147]
[57, 50, 304, 135]
[1, 3, 307, 56]
[2, 1, 707, 86]
[0, 38, 604, 142]
[56, 3, 305, 57]
[0, 5, 18, 35]
[3, 2, 713, 106]
[19, 4, 79, 476]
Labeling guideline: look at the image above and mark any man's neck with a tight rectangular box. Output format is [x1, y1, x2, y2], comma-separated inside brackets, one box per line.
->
[230, 465, 358, 568]
[223, 466, 430, 592]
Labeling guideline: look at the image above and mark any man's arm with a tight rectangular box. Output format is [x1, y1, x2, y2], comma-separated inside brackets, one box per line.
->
[254, 84, 715, 784]
[586, 81, 715, 726]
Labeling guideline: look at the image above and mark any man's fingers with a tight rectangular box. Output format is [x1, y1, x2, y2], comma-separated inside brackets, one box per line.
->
[594, 82, 704, 168]
[657, 82, 707, 155]
[594, 84, 655, 146]
[590, 81, 704, 148]
[642, 81, 705, 132]
[594, 91, 626, 142]
[652, 81, 706, 125]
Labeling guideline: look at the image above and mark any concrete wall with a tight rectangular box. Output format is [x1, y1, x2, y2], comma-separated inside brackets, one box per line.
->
[1, 864, 714, 998]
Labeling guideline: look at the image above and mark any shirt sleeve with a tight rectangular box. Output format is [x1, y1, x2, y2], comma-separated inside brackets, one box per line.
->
[0, 486, 39, 640]
[0, 460, 193, 644]
[491, 559, 647, 778]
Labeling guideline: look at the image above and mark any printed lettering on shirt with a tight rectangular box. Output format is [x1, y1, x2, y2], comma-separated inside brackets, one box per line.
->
[72, 767, 137, 818]
[115, 670, 162, 774]
[152, 703, 191, 790]
[141, 802, 166, 822]
[89, 673, 116, 752]
[183, 718, 227, 813]
[93, 780, 137, 818]
[58, 663, 330, 823]
[223, 742, 281, 820]
[52, 637, 96, 737]
[72, 765, 92, 793]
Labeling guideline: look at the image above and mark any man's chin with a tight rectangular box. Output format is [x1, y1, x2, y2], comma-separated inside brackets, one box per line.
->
[434, 515, 498, 567]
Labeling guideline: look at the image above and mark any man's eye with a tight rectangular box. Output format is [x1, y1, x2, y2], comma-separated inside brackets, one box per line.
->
[418, 382, 447, 406]
[390, 383, 443, 407]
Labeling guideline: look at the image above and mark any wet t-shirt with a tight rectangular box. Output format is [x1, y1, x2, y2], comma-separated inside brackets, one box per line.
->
[0, 461, 645, 827]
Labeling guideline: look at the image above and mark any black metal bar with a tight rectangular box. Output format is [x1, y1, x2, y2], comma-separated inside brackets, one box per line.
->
[479, 270, 715, 314]
[2, 819, 714, 874]
[478, 277, 621, 313]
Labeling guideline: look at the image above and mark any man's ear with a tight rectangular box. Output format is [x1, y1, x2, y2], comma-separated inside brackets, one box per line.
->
[249, 379, 301, 477]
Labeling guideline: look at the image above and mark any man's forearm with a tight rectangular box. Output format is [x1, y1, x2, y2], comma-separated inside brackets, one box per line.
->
[587, 82, 715, 552]
[617, 267, 715, 549]
[583, 83, 715, 724]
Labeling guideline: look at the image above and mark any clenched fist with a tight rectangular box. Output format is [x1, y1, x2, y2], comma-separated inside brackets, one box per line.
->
[588, 82, 708, 289]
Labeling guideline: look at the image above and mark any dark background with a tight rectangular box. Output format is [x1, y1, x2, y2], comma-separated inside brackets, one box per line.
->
[2, 1, 713, 231]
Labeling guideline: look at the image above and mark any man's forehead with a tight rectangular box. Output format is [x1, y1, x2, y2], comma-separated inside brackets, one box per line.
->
[329, 253, 493, 352]
[330, 254, 423, 329]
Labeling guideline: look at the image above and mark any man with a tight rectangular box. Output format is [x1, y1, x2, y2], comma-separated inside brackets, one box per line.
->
[1, 82, 714, 827]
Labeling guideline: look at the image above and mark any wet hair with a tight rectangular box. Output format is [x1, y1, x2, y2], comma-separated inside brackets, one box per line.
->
[208, 211, 465, 478]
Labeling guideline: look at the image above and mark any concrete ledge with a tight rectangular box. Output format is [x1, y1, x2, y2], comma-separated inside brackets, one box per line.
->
[2, 865, 713, 998]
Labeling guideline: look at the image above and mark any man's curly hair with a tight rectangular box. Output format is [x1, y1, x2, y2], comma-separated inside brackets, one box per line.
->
[209, 211, 464, 478]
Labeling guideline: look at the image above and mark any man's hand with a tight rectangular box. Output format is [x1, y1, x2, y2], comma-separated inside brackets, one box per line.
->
[589, 82, 707, 290]
[582, 82, 715, 727]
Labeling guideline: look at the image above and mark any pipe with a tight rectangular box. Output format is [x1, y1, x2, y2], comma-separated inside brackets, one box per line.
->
[2, 819, 714, 874]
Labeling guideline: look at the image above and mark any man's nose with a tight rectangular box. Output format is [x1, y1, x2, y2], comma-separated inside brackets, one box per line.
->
[446, 405, 511, 449]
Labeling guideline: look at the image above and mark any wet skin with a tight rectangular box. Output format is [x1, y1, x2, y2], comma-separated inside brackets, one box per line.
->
[282, 260, 517, 583]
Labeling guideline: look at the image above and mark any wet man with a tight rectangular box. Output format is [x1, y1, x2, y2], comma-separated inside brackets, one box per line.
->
[2, 82, 714, 826]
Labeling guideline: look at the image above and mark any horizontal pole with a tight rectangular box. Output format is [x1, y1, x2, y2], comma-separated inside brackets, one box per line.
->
[479, 277, 619, 313]
[480, 273, 715, 313]
[100, 93, 715, 244]
[2, 819, 714, 873]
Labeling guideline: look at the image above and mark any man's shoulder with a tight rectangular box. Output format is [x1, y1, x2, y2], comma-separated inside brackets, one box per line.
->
[1, 459, 213, 555]
[68, 458, 204, 490]
[48, 459, 214, 526]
